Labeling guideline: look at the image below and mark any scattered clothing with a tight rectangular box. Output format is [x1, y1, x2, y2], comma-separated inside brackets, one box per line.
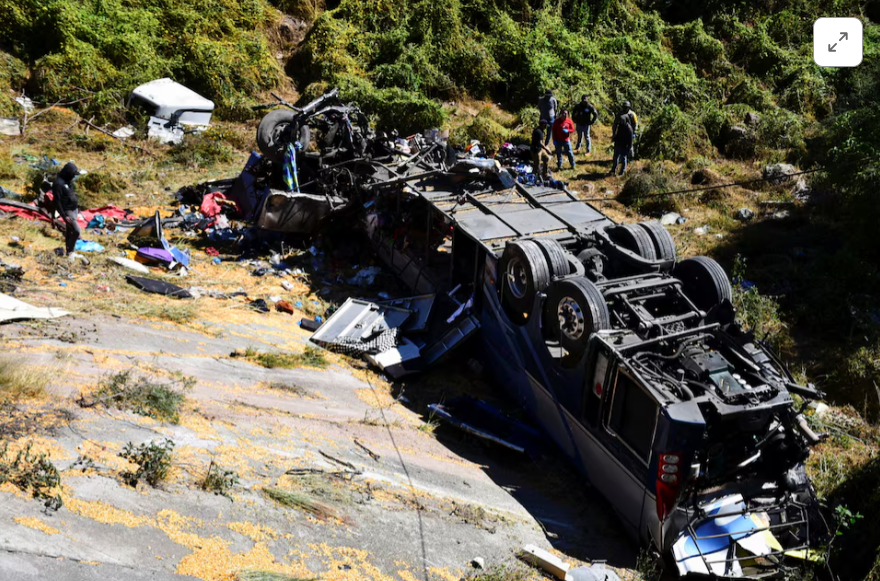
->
[276, 300, 295, 315]
[199, 192, 227, 218]
[73, 239, 103, 253]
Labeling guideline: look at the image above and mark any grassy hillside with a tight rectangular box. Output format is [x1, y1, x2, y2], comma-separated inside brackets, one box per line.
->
[1, 0, 880, 578]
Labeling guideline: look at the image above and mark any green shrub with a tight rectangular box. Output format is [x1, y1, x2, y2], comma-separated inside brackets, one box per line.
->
[90, 369, 193, 423]
[618, 163, 684, 215]
[664, 19, 727, 77]
[235, 346, 328, 369]
[757, 107, 806, 152]
[200, 460, 238, 498]
[119, 439, 174, 488]
[639, 103, 710, 162]
[169, 128, 236, 168]
[0, 442, 62, 511]
[76, 171, 128, 207]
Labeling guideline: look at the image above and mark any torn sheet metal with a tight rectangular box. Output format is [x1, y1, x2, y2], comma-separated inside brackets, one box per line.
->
[147, 116, 185, 145]
[0, 292, 69, 323]
[427, 397, 542, 454]
[421, 314, 479, 366]
[365, 337, 422, 379]
[310, 298, 411, 355]
[255, 189, 348, 234]
[131, 78, 214, 126]
[377, 294, 436, 333]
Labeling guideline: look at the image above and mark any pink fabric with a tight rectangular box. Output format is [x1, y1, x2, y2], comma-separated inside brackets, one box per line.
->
[0, 203, 50, 223]
[200, 192, 226, 218]
[78, 205, 133, 225]
[0, 202, 133, 225]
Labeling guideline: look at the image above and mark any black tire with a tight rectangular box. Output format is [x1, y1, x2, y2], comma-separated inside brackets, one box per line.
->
[674, 256, 733, 312]
[499, 240, 551, 324]
[637, 221, 676, 263]
[610, 223, 657, 260]
[533, 238, 570, 278]
[257, 109, 298, 162]
[545, 278, 610, 364]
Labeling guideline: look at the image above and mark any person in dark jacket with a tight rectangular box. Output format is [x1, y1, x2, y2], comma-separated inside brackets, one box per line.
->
[610, 103, 636, 176]
[537, 90, 558, 145]
[571, 95, 599, 154]
[52, 162, 81, 254]
[530, 119, 553, 180]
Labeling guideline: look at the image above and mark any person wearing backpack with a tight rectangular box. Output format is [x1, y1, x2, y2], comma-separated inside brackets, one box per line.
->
[571, 94, 599, 154]
[552, 110, 576, 171]
[610, 102, 636, 176]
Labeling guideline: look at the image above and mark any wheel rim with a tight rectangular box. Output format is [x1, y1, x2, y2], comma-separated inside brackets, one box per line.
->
[506, 258, 528, 299]
[557, 297, 585, 341]
[270, 122, 292, 152]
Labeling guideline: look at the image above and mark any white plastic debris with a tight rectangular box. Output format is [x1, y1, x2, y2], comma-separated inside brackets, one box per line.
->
[520, 544, 570, 580]
[660, 212, 682, 226]
[14, 96, 34, 113]
[0, 118, 20, 136]
[111, 126, 136, 139]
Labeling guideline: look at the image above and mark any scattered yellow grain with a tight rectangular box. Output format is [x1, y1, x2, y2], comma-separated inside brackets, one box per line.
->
[13, 516, 60, 535]
[64, 497, 151, 527]
[226, 521, 278, 543]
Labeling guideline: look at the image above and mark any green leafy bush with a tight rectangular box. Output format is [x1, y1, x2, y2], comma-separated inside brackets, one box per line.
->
[639, 103, 710, 161]
[119, 439, 174, 488]
[0, 442, 62, 511]
[664, 20, 727, 77]
[90, 369, 193, 423]
[617, 163, 684, 215]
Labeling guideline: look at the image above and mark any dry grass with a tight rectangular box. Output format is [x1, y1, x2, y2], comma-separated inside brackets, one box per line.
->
[262, 486, 338, 520]
[237, 571, 316, 581]
[0, 357, 49, 402]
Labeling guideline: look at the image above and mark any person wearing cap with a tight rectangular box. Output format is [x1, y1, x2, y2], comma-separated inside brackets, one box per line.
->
[530, 119, 553, 181]
[552, 110, 576, 171]
[572, 94, 599, 154]
[537, 90, 558, 145]
[51, 162, 81, 254]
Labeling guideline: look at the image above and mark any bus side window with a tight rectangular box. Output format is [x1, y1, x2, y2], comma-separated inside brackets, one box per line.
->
[583, 350, 609, 427]
[606, 368, 658, 463]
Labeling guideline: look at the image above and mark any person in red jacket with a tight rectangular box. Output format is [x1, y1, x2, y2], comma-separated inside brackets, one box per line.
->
[552, 110, 576, 170]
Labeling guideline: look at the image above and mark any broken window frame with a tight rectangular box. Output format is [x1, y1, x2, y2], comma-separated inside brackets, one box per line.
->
[604, 368, 659, 465]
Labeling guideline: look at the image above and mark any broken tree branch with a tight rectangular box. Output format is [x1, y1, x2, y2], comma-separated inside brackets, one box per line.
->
[78, 118, 157, 158]
[354, 439, 381, 462]
[319, 450, 357, 471]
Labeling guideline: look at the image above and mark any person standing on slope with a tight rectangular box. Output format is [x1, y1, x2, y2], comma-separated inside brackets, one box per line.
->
[610, 103, 636, 176]
[52, 162, 81, 255]
[572, 95, 599, 154]
[537, 90, 558, 145]
[552, 110, 576, 171]
[530, 119, 553, 181]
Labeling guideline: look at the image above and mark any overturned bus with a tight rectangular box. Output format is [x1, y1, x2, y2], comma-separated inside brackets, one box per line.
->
[210, 90, 830, 578]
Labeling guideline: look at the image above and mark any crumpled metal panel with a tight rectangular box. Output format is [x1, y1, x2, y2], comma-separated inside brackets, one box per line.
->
[255, 189, 348, 234]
